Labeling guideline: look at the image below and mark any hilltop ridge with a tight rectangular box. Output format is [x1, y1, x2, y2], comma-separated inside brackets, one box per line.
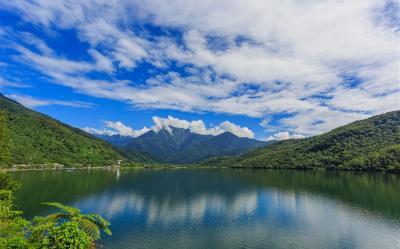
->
[203, 111, 400, 172]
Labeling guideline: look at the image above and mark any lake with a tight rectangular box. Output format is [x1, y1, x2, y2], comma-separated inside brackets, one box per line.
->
[11, 169, 400, 249]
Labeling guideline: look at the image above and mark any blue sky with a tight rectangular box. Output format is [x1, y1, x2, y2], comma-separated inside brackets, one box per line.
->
[0, 1, 399, 140]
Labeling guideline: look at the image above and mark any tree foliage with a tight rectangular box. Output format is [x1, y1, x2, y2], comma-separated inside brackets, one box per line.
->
[29, 217, 91, 249]
[0, 110, 11, 165]
[42, 202, 112, 241]
[0, 189, 30, 248]
[0, 173, 112, 248]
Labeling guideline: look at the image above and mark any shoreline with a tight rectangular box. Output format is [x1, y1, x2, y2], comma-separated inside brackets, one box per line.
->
[0, 163, 217, 172]
[1, 165, 397, 174]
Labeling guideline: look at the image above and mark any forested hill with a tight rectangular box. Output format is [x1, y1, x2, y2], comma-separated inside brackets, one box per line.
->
[203, 111, 400, 172]
[0, 94, 127, 167]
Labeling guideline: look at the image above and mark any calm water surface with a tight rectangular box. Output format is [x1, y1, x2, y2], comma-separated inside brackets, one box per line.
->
[11, 169, 400, 249]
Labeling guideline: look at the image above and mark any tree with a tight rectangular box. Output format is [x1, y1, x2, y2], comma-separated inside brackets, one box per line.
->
[0, 173, 112, 248]
[29, 217, 91, 249]
[0, 173, 20, 191]
[39, 202, 112, 245]
[0, 174, 30, 248]
[0, 111, 11, 165]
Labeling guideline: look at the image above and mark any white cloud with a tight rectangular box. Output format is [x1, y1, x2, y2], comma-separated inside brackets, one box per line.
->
[83, 121, 150, 138]
[152, 116, 191, 133]
[82, 127, 117, 136]
[259, 118, 271, 128]
[215, 121, 254, 138]
[85, 116, 255, 138]
[326, 87, 399, 113]
[88, 49, 114, 73]
[278, 106, 371, 135]
[6, 94, 94, 108]
[104, 121, 150, 137]
[266, 131, 306, 141]
[16, 46, 95, 74]
[0, 76, 31, 89]
[0, 0, 399, 136]
[20, 32, 54, 56]
[152, 116, 254, 138]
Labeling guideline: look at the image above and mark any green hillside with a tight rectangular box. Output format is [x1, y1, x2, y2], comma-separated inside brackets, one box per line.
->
[0, 94, 127, 167]
[203, 111, 400, 172]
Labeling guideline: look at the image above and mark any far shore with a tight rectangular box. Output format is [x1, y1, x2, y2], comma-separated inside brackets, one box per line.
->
[0, 163, 218, 172]
[1, 164, 397, 174]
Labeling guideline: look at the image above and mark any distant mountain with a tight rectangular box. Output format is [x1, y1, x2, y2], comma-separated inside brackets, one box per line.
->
[203, 111, 400, 172]
[0, 94, 137, 167]
[169, 131, 269, 163]
[97, 134, 132, 147]
[106, 127, 268, 163]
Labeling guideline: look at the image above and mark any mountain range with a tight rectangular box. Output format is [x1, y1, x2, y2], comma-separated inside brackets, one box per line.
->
[0, 93, 267, 166]
[1, 93, 399, 171]
[98, 127, 269, 163]
[204, 111, 400, 172]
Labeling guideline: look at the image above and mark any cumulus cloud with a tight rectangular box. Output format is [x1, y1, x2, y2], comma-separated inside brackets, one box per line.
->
[83, 121, 150, 138]
[216, 121, 254, 138]
[0, 0, 399, 136]
[266, 131, 306, 141]
[152, 116, 192, 133]
[152, 116, 254, 138]
[104, 121, 151, 137]
[84, 116, 255, 138]
[6, 94, 94, 108]
[82, 127, 118, 136]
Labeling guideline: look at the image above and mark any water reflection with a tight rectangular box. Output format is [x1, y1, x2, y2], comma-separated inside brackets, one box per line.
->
[77, 191, 259, 223]
[12, 169, 400, 249]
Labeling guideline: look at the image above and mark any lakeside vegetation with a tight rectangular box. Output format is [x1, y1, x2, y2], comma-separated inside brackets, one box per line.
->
[203, 111, 400, 172]
[0, 173, 111, 248]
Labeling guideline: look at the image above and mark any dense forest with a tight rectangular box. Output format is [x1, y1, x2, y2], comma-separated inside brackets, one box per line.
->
[203, 111, 400, 172]
[0, 94, 126, 167]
